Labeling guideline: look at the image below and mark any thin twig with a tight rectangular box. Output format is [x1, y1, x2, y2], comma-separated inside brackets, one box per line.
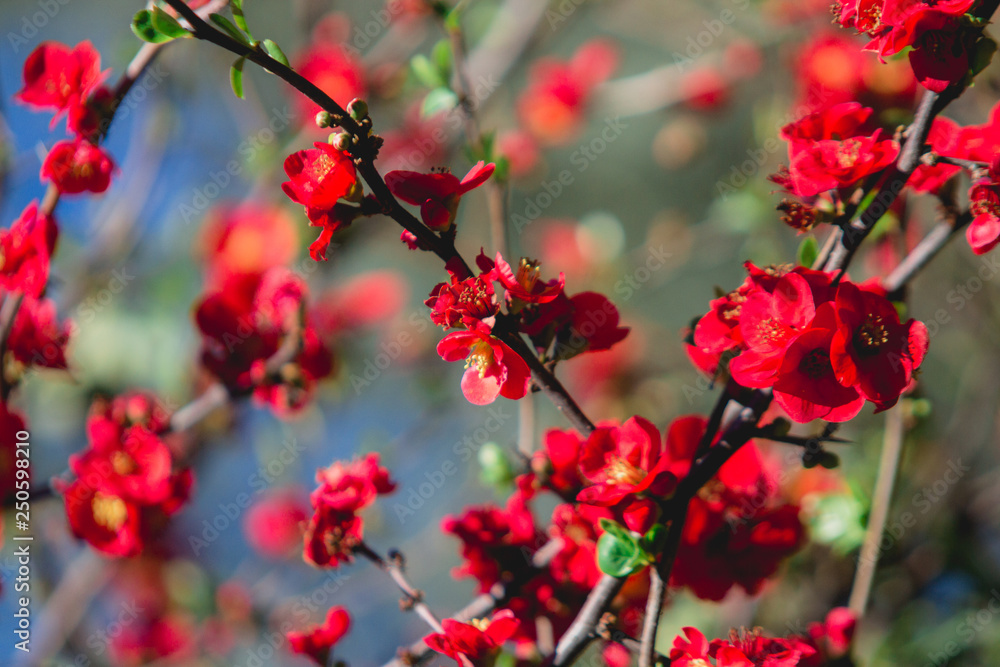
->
[447, 21, 509, 258]
[848, 403, 906, 615]
[354, 543, 445, 634]
[381, 538, 564, 667]
[883, 211, 973, 296]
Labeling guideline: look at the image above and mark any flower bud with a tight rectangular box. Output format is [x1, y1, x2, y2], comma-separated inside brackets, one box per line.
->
[315, 111, 334, 128]
[330, 132, 352, 151]
[347, 98, 369, 121]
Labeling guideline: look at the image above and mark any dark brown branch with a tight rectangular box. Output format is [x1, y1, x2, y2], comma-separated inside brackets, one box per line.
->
[883, 211, 973, 297]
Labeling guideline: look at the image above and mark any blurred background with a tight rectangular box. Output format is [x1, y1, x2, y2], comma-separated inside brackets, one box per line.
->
[1, 0, 999, 664]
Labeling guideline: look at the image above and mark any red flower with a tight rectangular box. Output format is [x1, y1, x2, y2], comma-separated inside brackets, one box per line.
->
[426, 259, 500, 330]
[243, 489, 309, 559]
[303, 453, 396, 568]
[548, 503, 610, 589]
[800, 607, 857, 666]
[16, 41, 107, 128]
[385, 162, 495, 231]
[58, 399, 192, 558]
[906, 14, 970, 92]
[282, 143, 362, 260]
[110, 613, 196, 666]
[967, 180, 1000, 255]
[86, 392, 172, 448]
[528, 427, 586, 497]
[442, 496, 539, 593]
[60, 478, 144, 557]
[70, 427, 176, 505]
[518, 39, 619, 146]
[195, 268, 334, 415]
[728, 272, 819, 389]
[478, 252, 565, 306]
[667, 417, 806, 600]
[424, 610, 520, 666]
[772, 304, 866, 423]
[577, 416, 678, 532]
[671, 626, 815, 667]
[437, 329, 531, 405]
[794, 31, 917, 114]
[0, 201, 58, 297]
[910, 117, 964, 193]
[830, 281, 928, 411]
[287, 606, 351, 666]
[837, 0, 977, 91]
[198, 203, 299, 289]
[41, 138, 115, 195]
[779, 103, 898, 197]
[7, 294, 71, 370]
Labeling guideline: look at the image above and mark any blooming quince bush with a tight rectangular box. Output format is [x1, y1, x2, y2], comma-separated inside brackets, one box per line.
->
[3, 0, 1000, 665]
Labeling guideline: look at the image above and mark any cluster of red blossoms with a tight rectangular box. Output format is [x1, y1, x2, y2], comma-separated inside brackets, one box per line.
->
[16, 41, 116, 194]
[690, 262, 928, 423]
[670, 606, 856, 667]
[775, 102, 899, 199]
[302, 453, 397, 568]
[423, 413, 805, 663]
[0, 202, 71, 377]
[836, 0, 990, 92]
[536, 415, 805, 599]
[56, 393, 192, 557]
[193, 204, 335, 415]
[775, 94, 1000, 256]
[430, 251, 628, 405]
[911, 100, 1000, 253]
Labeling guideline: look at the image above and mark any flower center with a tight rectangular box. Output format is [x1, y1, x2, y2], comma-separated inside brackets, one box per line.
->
[606, 456, 646, 486]
[92, 492, 128, 532]
[836, 138, 862, 169]
[516, 258, 542, 292]
[754, 317, 786, 344]
[465, 339, 495, 378]
[799, 348, 832, 379]
[470, 617, 492, 632]
[459, 278, 497, 319]
[312, 153, 336, 184]
[855, 315, 889, 353]
[111, 451, 137, 475]
[857, 1, 884, 35]
[972, 193, 1000, 218]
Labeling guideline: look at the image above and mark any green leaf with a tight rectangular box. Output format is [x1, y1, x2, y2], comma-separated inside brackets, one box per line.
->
[596, 530, 645, 578]
[598, 517, 631, 540]
[262, 39, 290, 68]
[431, 39, 453, 80]
[444, 6, 462, 32]
[641, 524, 668, 555]
[231, 0, 253, 39]
[210, 13, 251, 46]
[131, 10, 174, 43]
[478, 443, 514, 488]
[421, 87, 458, 118]
[493, 156, 510, 182]
[797, 236, 819, 268]
[230, 56, 246, 99]
[150, 6, 190, 40]
[411, 54, 446, 89]
[970, 36, 997, 78]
